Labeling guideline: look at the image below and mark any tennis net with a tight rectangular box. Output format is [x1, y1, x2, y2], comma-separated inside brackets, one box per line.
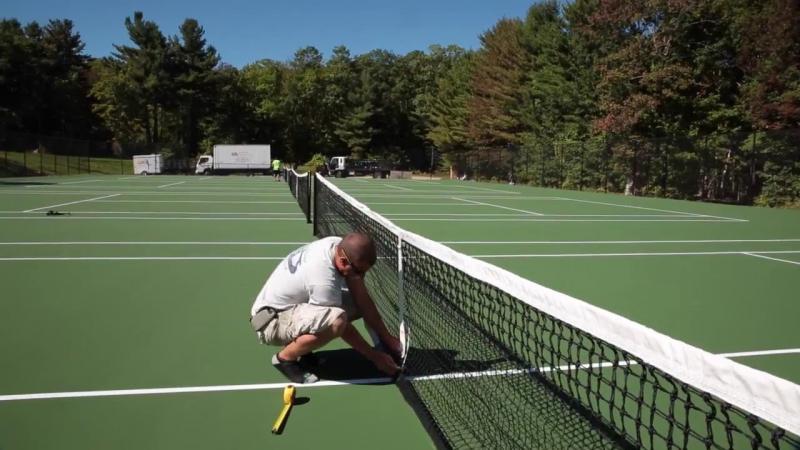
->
[286, 169, 311, 223]
[310, 173, 800, 449]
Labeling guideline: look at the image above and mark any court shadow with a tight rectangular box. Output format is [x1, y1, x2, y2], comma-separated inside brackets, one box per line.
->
[304, 347, 504, 383]
[302, 348, 392, 383]
[402, 347, 506, 376]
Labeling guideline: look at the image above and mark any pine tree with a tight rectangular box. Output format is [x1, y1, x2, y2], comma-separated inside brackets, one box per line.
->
[171, 18, 221, 155]
[467, 19, 528, 178]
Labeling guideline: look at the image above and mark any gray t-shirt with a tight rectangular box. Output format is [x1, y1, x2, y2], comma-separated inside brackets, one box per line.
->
[251, 236, 345, 315]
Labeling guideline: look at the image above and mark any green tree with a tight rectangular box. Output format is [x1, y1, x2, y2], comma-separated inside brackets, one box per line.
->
[427, 51, 474, 174]
[468, 19, 528, 178]
[112, 11, 171, 144]
[170, 18, 221, 155]
[0, 19, 42, 132]
[89, 58, 146, 143]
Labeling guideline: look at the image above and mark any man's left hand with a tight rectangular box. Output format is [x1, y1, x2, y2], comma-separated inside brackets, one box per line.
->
[382, 335, 404, 363]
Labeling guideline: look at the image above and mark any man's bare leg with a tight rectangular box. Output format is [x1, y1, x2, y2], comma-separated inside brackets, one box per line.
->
[278, 315, 346, 361]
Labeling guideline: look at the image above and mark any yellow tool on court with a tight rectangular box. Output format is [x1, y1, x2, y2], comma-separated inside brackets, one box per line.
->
[271, 385, 296, 434]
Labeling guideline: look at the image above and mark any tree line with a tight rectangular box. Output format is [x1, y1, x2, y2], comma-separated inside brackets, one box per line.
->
[1, 1, 798, 206]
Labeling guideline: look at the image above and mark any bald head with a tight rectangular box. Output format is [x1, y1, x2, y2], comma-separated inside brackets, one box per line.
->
[339, 232, 377, 269]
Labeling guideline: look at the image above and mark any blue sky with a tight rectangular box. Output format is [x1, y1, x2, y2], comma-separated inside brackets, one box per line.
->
[4, 0, 535, 67]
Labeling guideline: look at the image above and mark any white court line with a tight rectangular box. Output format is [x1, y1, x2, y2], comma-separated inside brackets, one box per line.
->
[366, 202, 483, 206]
[0, 217, 305, 221]
[2, 239, 798, 246]
[563, 198, 747, 222]
[8, 211, 680, 218]
[1, 191, 304, 197]
[721, 348, 800, 358]
[0, 241, 308, 245]
[6, 251, 800, 261]
[0, 216, 740, 222]
[441, 239, 800, 245]
[407, 180, 442, 184]
[56, 179, 107, 185]
[384, 184, 414, 191]
[23, 180, 99, 188]
[380, 213, 689, 218]
[0, 348, 794, 402]
[388, 218, 741, 222]
[8, 211, 302, 216]
[0, 191, 542, 198]
[0, 378, 391, 402]
[97, 200, 296, 204]
[743, 252, 800, 267]
[157, 181, 187, 188]
[20, 186, 294, 193]
[0, 257, 285, 261]
[23, 194, 121, 213]
[451, 197, 543, 216]
[448, 184, 521, 194]
[471, 250, 800, 258]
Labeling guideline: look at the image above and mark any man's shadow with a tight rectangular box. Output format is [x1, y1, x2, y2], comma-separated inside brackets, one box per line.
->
[302, 347, 504, 382]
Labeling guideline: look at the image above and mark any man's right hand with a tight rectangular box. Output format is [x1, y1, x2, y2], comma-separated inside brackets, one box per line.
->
[369, 350, 399, 376]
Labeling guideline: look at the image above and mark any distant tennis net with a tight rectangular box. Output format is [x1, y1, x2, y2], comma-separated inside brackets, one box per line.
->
[286, 169, 310, 223]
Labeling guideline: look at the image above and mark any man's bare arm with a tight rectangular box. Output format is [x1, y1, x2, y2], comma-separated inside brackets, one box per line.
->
[346, 276, 390, 338]
[341, 323, 398, 375]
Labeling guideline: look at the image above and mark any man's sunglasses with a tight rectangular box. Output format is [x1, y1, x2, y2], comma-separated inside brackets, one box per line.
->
[339, 247, 369, 277]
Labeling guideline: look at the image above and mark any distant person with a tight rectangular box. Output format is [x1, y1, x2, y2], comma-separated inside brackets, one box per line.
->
[272, 159, 282, 181]
[249, 233, 402, 383]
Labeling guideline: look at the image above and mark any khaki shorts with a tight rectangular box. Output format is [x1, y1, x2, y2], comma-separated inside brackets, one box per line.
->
[260, 290, 360, 346]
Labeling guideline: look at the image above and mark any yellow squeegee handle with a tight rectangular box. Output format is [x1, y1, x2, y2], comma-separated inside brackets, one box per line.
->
[271, 385, 296, 434]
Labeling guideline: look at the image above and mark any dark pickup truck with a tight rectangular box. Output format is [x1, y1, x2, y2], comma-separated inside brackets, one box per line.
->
[327, 156, 391, 178]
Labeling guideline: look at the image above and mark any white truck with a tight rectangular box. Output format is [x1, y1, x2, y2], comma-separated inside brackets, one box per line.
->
[195, 145, 271, 175]
[133, 154, 164, 175]
[327, 156, 390, 178]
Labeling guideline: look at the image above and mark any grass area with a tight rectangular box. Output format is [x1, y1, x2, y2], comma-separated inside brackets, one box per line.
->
[0, 151, 132, 176]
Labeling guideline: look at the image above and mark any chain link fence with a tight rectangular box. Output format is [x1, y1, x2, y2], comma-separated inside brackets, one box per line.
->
[444, 130, 800, 206]
[0, 131, 195, 176]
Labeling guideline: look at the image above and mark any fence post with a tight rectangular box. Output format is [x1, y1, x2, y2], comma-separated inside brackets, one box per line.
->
[23, 151, 27, 176]
[40, 152, 43, 175]
[120, 158, 124, 175]
[54, 153, 57, 174]
[88, 156, 91, 174]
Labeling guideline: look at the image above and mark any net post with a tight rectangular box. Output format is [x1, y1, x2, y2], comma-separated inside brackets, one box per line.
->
[397, 233, 405, 359]
[306, 172, 312, 224]
[312, 174, 319, 237]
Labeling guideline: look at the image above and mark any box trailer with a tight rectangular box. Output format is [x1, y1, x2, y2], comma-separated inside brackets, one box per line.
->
[195, 145, 271, 175]
[133, 154, 164, 175]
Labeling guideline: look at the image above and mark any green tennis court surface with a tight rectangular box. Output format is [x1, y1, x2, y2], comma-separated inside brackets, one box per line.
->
[1, 174, 798, 449]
